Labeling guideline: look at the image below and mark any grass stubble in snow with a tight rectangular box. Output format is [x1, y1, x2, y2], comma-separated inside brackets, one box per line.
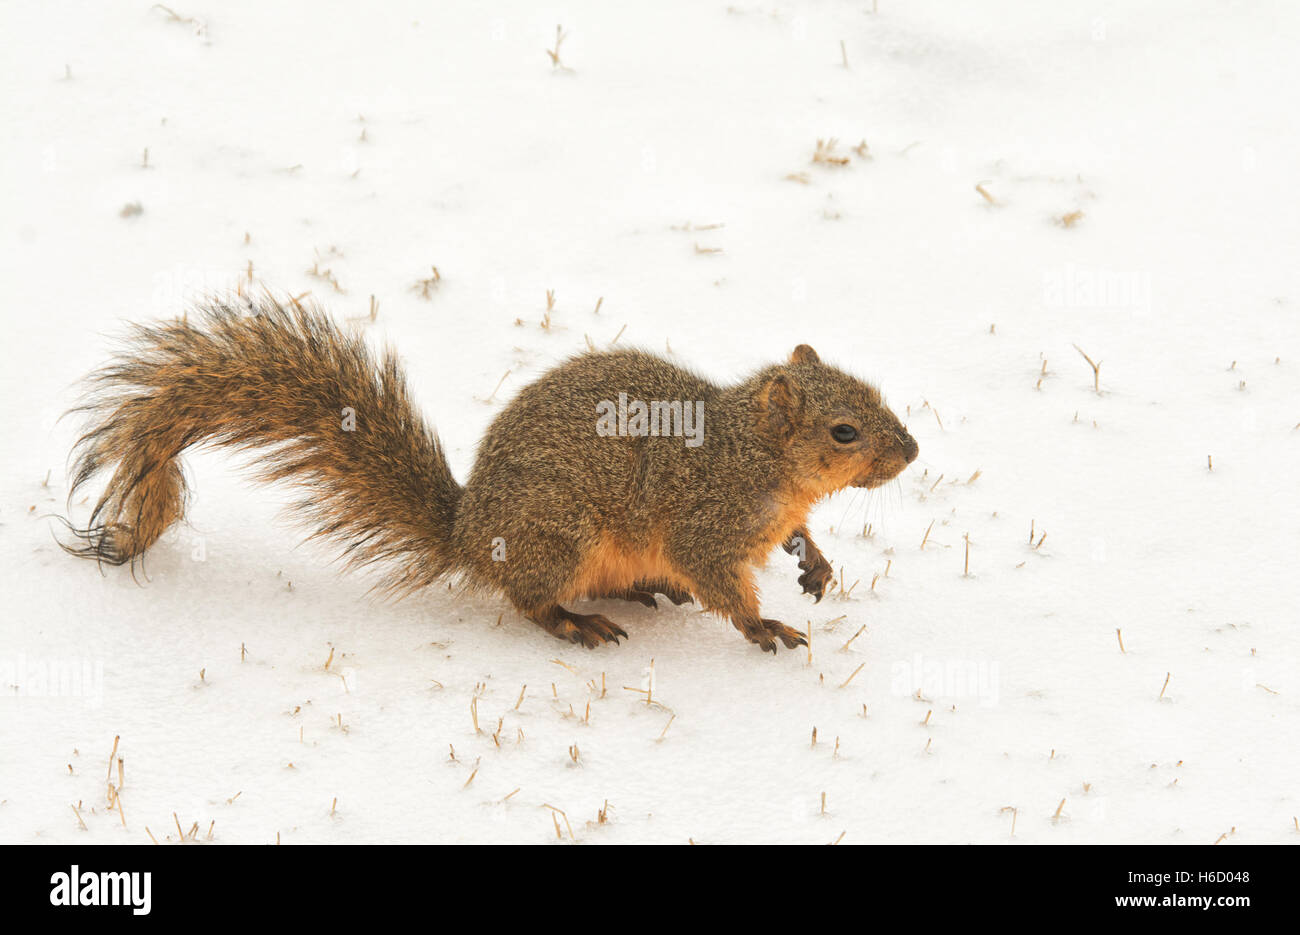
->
[0, 1, 1297, 844]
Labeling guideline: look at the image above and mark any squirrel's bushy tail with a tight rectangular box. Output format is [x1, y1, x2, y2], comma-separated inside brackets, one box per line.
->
[62, 295, 462, 595]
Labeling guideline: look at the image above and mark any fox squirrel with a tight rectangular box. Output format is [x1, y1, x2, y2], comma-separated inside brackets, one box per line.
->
[62, 296, 918, 653]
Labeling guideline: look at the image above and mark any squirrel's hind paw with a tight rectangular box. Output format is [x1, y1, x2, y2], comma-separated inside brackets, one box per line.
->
[531, 606, 628, 649]
[598, 588, 659, 609]
[594, 582, 695, 609]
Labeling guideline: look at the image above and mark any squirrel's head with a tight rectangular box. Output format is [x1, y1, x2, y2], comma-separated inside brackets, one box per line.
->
[755, 344, 918, 495]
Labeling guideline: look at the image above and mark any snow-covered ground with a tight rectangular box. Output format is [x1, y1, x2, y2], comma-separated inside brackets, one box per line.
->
[2, 1, 1297, 845]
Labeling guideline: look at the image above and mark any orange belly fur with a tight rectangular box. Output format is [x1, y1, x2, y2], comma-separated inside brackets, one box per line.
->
[563, 484, 824, 605]
[563, 534, 686, 602]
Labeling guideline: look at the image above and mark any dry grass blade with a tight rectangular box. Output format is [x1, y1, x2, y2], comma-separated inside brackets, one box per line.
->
[1072, 343, 1102, 394]
[812, 138, 850, 167]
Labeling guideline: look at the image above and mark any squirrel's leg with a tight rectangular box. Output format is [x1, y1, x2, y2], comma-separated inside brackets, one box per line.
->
[495, 532, 628, 647]
[782, 526, 834, 602]
[526, 605, 628, 648]
[687, 562, 806, 654]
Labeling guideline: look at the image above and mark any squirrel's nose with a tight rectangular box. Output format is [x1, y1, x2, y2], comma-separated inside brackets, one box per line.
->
[902, 434, 919, 464]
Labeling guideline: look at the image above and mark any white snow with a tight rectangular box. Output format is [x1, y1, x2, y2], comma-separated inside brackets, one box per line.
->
[1, 0, 1297, 844]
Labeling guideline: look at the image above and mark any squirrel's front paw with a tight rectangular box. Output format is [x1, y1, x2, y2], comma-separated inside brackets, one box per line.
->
[797, 556, 834, 602]
[763, 619, 808, 651]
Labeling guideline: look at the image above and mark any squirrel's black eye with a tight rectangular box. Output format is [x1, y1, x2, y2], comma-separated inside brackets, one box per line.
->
[831, 424, 858, 443]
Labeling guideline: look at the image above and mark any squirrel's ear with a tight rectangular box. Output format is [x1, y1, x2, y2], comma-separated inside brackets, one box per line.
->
[790, 344, 821, 365]
[757, 371, 805, 440]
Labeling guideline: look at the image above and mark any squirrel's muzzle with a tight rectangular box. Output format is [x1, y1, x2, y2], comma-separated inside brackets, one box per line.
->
[851, 430, 919, 488]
